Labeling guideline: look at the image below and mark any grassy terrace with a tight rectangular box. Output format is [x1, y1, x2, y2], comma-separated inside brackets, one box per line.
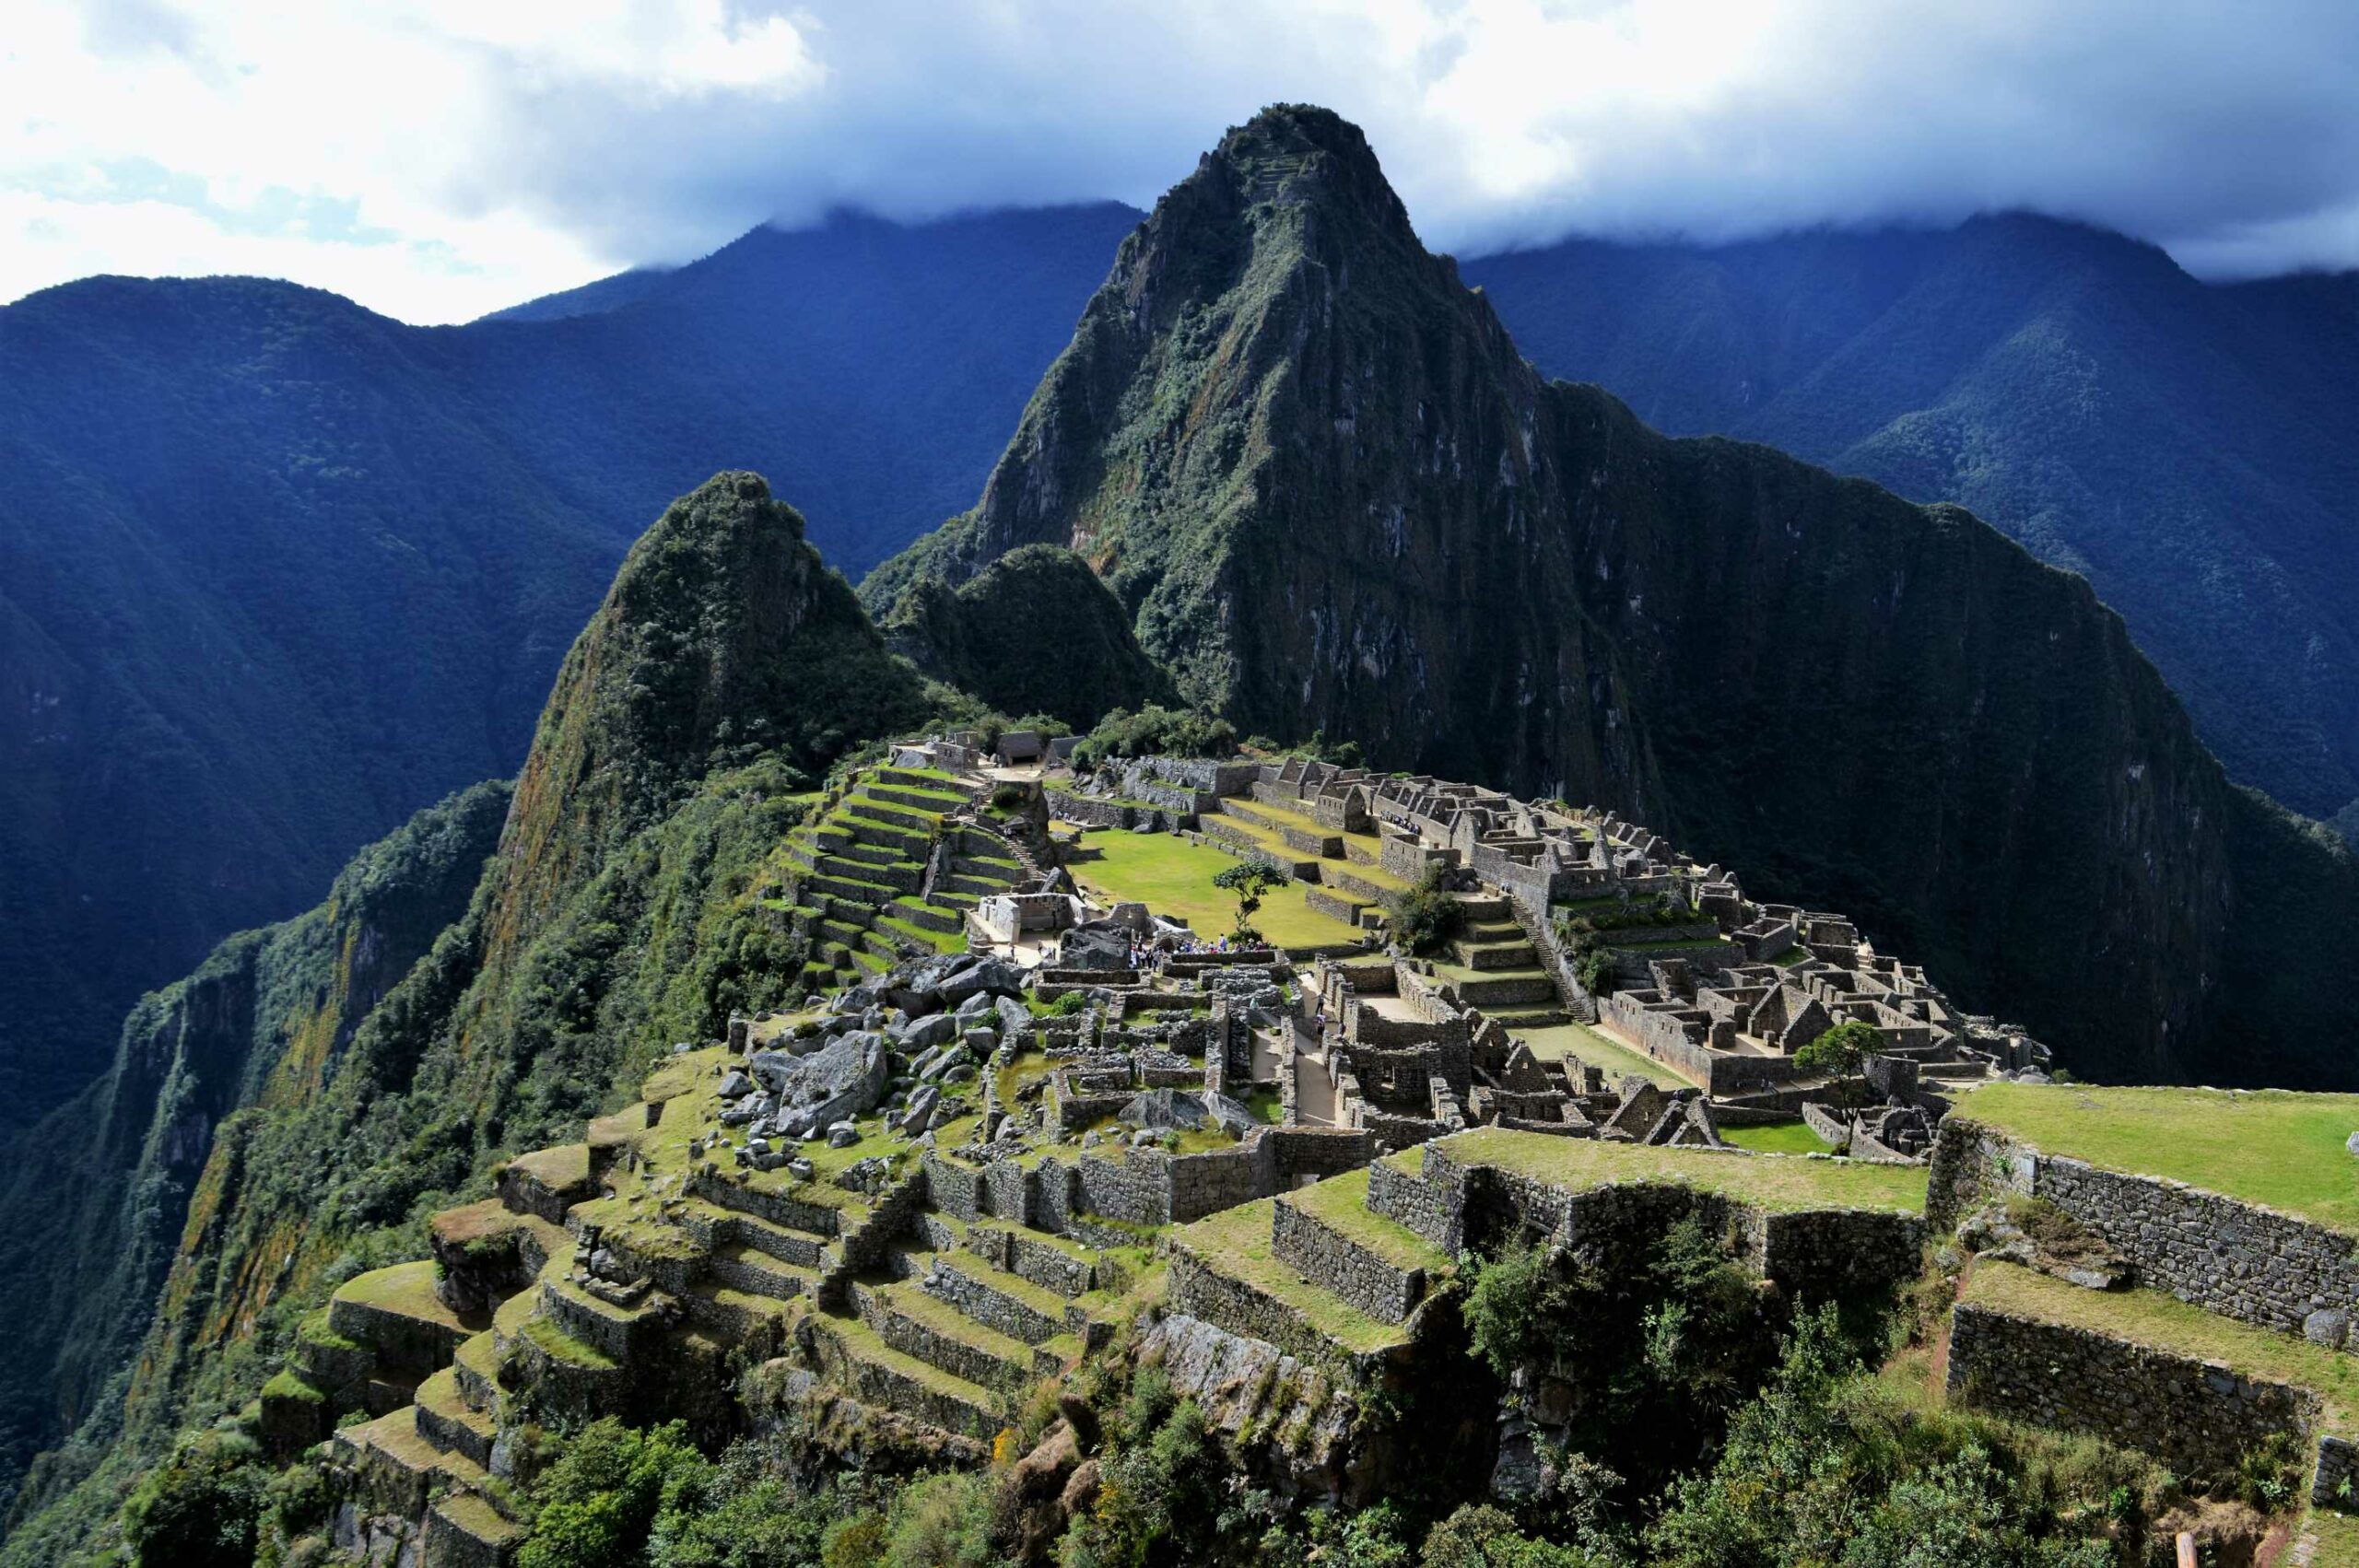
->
[1513, 1021, 1691, 1088]
[1721, 1121, 1838, 1155]
[1219, 798, 1411, 890]
[335, 1259, 475, 1329]
[1959, 1083, 2359, 1234]
[1963, 1260, 2359, 1429]
[1438, 1127, 1928, 1213]
[1282, 1167, 1449, 1275]
[1172, 1199, 1410, 1355]
[1060, 827, 1362, 950]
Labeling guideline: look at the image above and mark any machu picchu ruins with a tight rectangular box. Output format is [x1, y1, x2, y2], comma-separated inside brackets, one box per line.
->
[278, 732, 2359, 1566]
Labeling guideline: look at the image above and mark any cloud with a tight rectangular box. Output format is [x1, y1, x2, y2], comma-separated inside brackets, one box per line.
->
[7, 0, 2359, 323]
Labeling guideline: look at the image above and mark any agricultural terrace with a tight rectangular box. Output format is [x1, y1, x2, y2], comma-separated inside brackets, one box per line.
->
[1436, 1126, 1929, 1214]
[1058, 826, 1363, 951]
[1963, 1261, 2359, 1430]
[1959, 1083, 2359, 1235]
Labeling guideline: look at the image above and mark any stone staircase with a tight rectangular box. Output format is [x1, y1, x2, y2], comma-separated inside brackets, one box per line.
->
[803, 1205, 1141, 1442]
[1165, 1163, 1448, 1370]
[780, 767, 1025, 990]
[1431, 893, 1570, 1032]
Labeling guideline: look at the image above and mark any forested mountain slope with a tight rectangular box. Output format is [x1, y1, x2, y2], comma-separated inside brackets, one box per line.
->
[0, 204, 1133, 1127]
[0, 474, 957, 1555]
[873, 104, 2359, 1091]
[1461, 218, 2359, 823]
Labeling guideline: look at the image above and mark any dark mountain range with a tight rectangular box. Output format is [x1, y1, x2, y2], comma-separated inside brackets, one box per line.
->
[7, 102, 2359, 1565]
[1460, 218, 2359, 823]
[0, 203, 1136, 1126]
[872, 104, 2359, 1091]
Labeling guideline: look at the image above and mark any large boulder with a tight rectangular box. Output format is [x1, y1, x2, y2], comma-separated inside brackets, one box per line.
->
[750, 1031, 890, 1139]
[894, 1012, 960, 1053]
[940, 957, 1027, 1005]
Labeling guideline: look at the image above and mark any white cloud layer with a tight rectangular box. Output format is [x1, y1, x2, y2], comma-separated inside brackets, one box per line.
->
[8, 0, 2359, 323]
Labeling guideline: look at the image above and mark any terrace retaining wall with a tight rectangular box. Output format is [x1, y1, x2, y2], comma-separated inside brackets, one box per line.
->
[1930, 1118, 2359, 1342]
[1947, 1301, 2341, 1498]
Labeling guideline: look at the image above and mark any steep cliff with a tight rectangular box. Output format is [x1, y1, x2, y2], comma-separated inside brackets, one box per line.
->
[1, 474, 946, 1562]
[870, 104, 2359, 1086]
[0, 782, 507, 1523]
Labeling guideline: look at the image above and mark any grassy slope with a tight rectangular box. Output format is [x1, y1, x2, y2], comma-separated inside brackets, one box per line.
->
[1958, 1082, 2359, 1234]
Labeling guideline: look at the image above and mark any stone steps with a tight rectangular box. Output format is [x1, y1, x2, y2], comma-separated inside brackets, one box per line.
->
[1270, 1170, 1446, 1326]
[920, 1249, 1073, 1346]
[863, 784, 971, 815]
[1445, 971, 1558, 1008]
[413, 1366, 496, 1469]
[452, 1331, 502, 1414]
[847, 799, 937, 833]
[1453, 939, 1539, 971]
[683, 1281, 797, 1340]
[842, 816, 932, 858]
[890, 898, 965, 935]
[676, 1198, 836, 1269]
[326, 1260, 484, 1377]
[535, 1275, 662, 1363]
[334, 1406, 489, 1520]
[805, 870, 904, 905]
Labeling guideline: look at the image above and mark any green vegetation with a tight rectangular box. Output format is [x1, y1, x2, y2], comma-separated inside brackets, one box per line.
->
[1067, 705, 1238, 770]
[1211, 860, 1285, 942]
[1960, 1082, 2359, 1233]
[1062, 829, 1362, 951]
[1391, 867, 1471, 958]
[1792, 1019, 1880, 1078]
[1647, 1306, 2138, 1566]
[880, 544, 1172, 729]
[1468, 216, 2359, 825]
[1718, 1122, 1837, 1155]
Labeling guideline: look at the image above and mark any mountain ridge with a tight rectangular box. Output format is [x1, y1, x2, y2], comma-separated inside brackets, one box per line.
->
[872, 103, 2359, 1089]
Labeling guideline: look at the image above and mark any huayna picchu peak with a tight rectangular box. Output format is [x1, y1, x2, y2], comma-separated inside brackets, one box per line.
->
[10, 98, 2359, 1568]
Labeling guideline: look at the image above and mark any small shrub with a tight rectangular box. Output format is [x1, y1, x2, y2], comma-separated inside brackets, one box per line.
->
[1391, 867, 1469, 957]
[1793, 1018, 1881, 1077]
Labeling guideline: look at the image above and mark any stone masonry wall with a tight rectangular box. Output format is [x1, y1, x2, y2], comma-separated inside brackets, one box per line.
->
[1271, 1199, 1424, 1322]
[1948, 1303, 2324, 1488]
[1930, 1118, 2359, 1341]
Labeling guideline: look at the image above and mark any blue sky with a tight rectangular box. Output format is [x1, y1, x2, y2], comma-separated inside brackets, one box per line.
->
[9, 0, 2359, 324]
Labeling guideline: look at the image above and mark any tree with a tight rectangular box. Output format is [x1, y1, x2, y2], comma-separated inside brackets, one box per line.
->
[1793, 1019, 1881, 1078]
[1212, 860, 1284, 942]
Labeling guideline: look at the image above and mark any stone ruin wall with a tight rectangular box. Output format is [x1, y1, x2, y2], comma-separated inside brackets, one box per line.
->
[1946, 1304, 2346, 1503]
[1375, 1142, 1922, 1302]
[1931, 1118, 2359, 1341]
[1269, 1199, 1425, 1323]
